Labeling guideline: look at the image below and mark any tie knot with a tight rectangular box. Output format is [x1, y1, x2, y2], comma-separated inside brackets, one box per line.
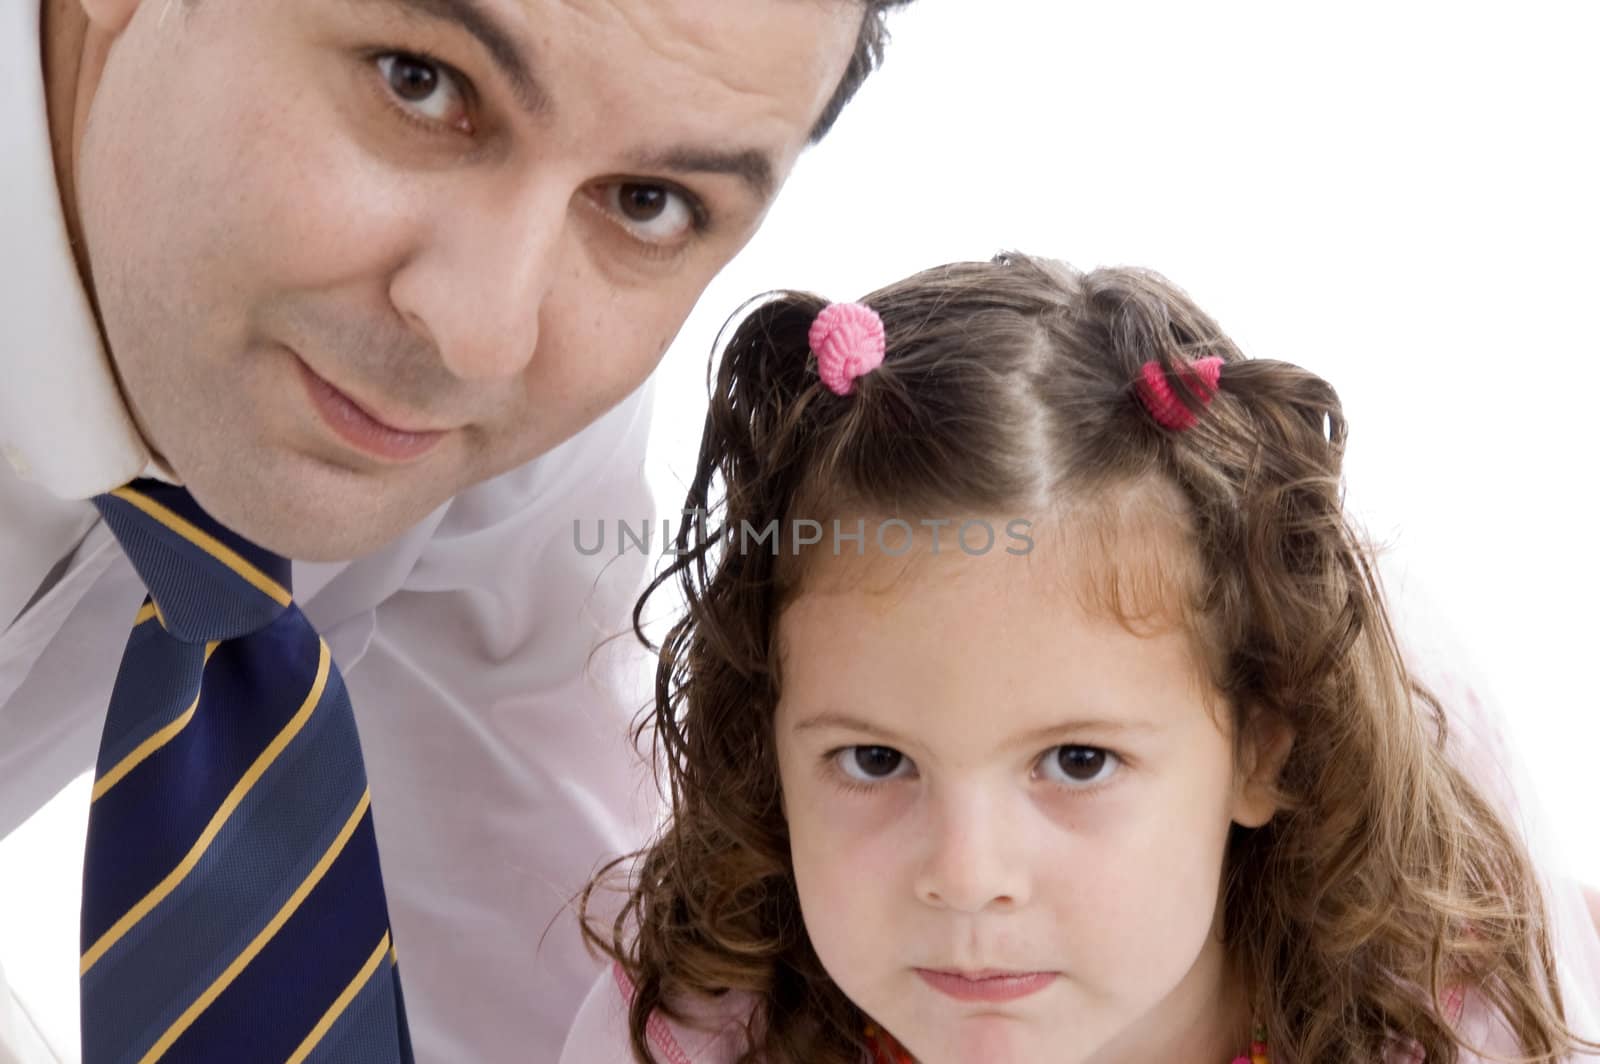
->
[95, 481, 294, 642]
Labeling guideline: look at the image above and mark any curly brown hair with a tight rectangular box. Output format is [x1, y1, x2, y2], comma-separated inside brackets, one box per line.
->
[581, 253, 1598, 1063]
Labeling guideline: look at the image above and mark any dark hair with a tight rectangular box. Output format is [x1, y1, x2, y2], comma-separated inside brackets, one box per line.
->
[583, 253, 1597, 1063]
[810, 2, 915, 142]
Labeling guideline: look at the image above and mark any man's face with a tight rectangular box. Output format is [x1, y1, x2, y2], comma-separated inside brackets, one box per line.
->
[75, 0, 860, 558]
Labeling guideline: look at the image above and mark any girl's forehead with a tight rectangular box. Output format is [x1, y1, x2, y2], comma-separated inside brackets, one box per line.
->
[775, 505, 1221, 737]
[783, 487, 1206, 633]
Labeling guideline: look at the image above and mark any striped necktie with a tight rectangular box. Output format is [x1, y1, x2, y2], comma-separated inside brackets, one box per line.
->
[80, 481, 414, 1064]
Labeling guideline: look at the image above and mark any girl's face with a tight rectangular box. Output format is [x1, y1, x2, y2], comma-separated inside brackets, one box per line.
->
[774, 519, 1284, 1064]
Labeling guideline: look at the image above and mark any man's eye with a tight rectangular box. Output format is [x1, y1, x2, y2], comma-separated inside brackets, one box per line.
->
[597, 182, 700, 245]
[835, 745, 912, 784]
[375, 53, 471, 132]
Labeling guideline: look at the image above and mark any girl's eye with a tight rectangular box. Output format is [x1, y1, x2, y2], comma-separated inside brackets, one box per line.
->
[376, 53, 471, 132]
[835, 745, 913, 784]
[595, 182, 700, 246]
[1036, 745, 1120, 789]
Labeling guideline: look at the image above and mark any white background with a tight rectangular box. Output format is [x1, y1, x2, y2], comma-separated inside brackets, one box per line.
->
[3, 1, 1596, 1056]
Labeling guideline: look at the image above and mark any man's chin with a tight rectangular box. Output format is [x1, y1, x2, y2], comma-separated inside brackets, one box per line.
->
[181, 455, 451, 563]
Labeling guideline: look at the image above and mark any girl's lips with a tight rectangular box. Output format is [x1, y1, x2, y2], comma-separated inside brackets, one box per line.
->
[297, 360, 447, 463]
[914, 968, 1058, 1003]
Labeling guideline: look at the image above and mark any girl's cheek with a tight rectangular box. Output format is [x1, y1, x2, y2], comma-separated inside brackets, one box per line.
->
[1027, 786, 1166, 894]
[800, 781, 916, 847]
[1032, 781, 1133, 838]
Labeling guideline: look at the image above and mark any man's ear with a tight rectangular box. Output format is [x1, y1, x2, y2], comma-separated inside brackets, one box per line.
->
[78, 0, 145, 35]
[1231, 708, 1294, 829]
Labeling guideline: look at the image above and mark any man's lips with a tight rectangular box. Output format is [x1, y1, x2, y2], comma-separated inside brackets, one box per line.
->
[914, 968, 1058, 1004]
[296, 359, 449, 463]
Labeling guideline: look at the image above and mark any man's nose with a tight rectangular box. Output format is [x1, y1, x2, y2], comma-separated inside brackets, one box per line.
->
[387, 184, 569, 383]
[913, 791, 1032, 914]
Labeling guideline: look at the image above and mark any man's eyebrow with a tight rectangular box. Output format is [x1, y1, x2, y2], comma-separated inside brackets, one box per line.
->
[342, 0, 548, 117]
[342, 0, 776, 200]
[627, 148, 777, 202]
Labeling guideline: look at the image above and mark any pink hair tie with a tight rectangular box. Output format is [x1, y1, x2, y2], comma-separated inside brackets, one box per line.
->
[809, 302, 886, 397]
[1136, 356, 1224, 431]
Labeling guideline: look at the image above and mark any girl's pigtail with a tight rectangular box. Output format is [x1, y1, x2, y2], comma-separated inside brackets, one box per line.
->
[1093, 273, 1579, 1059]
[590, 290, 875, 1064]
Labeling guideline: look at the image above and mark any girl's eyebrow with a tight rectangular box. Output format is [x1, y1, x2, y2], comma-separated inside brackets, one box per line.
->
[790, 711, 912, 746]
[1007, 719, 1164, 748]
[790, 711, 1163, 748]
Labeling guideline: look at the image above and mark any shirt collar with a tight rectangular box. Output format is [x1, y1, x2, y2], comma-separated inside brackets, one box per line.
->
[0, 0, 166, 500]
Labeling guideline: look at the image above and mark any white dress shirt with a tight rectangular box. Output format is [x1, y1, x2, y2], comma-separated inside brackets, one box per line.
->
[1, 3, 661, 1060]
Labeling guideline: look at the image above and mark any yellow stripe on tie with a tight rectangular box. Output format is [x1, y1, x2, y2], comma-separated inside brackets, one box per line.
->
[134, 602, 160, 628]
[81, 641, 334, 977]
[111, 487, 291, 608]
[139, 790, 374, 1064]
[284, 931, 392, 1064]
[92, 642, 220, 803]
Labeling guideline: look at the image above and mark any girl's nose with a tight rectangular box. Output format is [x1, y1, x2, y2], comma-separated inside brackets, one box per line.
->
[912, 793, 1032, 914]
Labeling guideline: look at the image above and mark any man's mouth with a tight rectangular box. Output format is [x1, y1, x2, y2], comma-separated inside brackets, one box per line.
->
[295, 358, 450, 464]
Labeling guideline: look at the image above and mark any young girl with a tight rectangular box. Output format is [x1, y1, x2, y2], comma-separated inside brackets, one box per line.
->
[562, 254, 1600, 1063]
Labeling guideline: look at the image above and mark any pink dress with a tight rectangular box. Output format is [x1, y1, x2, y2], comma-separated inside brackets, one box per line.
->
[558, 576, 1600, 1063]
[558, 961, 758, 1064]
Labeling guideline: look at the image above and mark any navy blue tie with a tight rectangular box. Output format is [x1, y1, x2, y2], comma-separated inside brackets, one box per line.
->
[80, 481, 413, 1064]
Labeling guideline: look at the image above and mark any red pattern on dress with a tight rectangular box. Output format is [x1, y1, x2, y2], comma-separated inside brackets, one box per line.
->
[864, 1023, 915, 1064]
